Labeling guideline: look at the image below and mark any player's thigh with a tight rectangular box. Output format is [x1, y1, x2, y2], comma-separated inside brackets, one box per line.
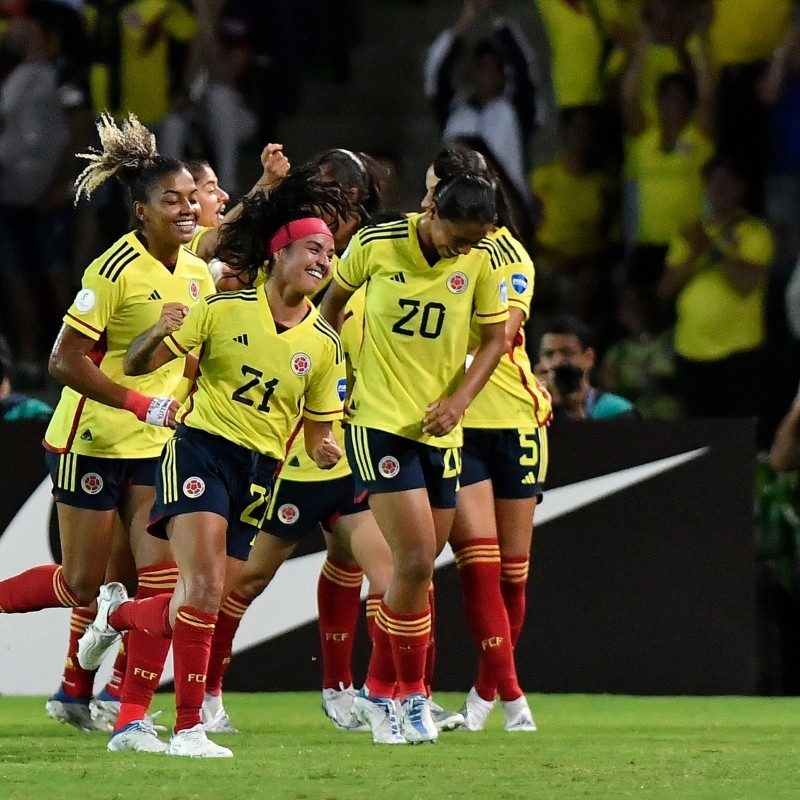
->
[331, 509, 393, 595]
[450, 479, 498, 548]
[368, 488, 437, 576]
[104, 513, 136, 590]
[121, 482, 172, 568]
[166, 510, 229, 612]
[56, 502, 117, 597]
[235, 531, 297, 600]
[495, 496, 538, 558]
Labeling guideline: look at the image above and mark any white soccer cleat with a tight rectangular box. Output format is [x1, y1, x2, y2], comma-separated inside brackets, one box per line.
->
[107, 717, 168, 753]
[89, 690, 120, 731]
[201, 691, 239, 733]
[352, 687, 405, 745]
[502, 695, 538, 732]
[460, 686, 496, 731]
[77, 582, 128, 671]
[399, 693, 438, 744]
[45, 688, 101, 732]
[322, 683, 369, 731]
[428, 698, 465, 732]
[166, 724, 233, 758]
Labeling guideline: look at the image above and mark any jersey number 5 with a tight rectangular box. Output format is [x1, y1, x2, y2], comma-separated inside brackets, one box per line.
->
[232, 365, 279, 412]
[392, 299, 446, 339]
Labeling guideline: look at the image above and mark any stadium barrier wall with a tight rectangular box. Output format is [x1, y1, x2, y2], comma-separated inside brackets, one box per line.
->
[0, 419, 757, 695]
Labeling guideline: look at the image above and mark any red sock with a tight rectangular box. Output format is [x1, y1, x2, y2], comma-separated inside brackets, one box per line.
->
[424, 583, 435, 696]
[363, 597, 396, 698]
[379, 601, 430, 700]
[500, 556, 529, 646]
[317, 557, 362, 689]
[109, 593, 172, 638]
[365, 593, 381, 644]
[206, 591, 251, 696]
[115, 563, 178, 731]
[0, 565, 79, 612]
[103, 633, 128, 700]
[59, 608, 97, 699]
[454, 539, 521, 701]
[172, 605, 217, 732]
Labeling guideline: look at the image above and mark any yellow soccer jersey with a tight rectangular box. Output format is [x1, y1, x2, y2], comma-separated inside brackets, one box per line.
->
[164, 285, 345, 460]
[45, 233, 215, 458]
[280, 283, 365, 483]
[187, 225, 212, 255]
[465, 229, 551, 429]
[667, 216, 773, 361]
[333, 214, 509, 449]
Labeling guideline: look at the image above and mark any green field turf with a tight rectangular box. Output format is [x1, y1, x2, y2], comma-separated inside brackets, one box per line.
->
[1, 693, 799, 800]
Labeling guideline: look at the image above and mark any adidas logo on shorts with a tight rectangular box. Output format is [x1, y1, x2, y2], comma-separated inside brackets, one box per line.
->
[521, 472, 536, 485]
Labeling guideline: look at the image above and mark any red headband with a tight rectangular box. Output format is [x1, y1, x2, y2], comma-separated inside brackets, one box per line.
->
[268, 218, 333, 256]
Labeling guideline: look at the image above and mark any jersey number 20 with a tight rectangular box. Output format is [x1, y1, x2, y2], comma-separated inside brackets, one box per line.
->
[392, 299, 446, 339]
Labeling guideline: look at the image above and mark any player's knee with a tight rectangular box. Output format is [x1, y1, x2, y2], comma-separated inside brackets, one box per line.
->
[60, 566, 103, 606]
[235, 573, 270, 602]
[182, 572, 226, 613]
[394, 547, 434, 589]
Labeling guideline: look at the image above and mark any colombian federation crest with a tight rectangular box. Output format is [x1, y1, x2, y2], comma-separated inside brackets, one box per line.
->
[81, 473, 103, 495]
[183, 477, 205, 498]
[277, 503, 299, 524]
[189, 279, 200, 302]
[447, 272, 468, 294]
[378, 456, 400, 479]
[291, 353, 311, 376]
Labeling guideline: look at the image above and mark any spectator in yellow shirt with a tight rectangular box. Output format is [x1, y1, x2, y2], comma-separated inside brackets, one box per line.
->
[621, 14, 715, 292]
[530, 105, 619, 322]
[658, 155, 773, 425]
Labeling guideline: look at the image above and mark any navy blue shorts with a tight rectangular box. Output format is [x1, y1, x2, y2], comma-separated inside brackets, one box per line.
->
[262, 473, 369, 541]
[149, 425, 278, 561]
[459, 427, 548, 500]
[45, 450, 157, 511]
[345, 424, 460, 509]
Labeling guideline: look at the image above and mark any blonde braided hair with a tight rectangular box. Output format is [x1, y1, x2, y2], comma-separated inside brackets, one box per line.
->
[73, 112, 158, 203]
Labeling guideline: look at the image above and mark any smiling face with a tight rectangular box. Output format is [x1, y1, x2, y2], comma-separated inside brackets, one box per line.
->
[273, 233, 336, 296]
[193, 164, 229, 228]
[425, 206, 492, 259]
[135, 168, 199, 248]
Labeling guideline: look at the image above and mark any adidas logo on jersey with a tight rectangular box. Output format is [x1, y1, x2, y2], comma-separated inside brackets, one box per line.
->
[148, 290, 162, 300]
[389, 273, 406, 283]
[80, 429, 93, 442]
[288, 456, 300, 467]
[521, 472, 537, 485]
[233, 334, 249, 345]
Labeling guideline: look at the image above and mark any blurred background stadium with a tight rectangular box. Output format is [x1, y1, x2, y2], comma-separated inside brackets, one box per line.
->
[2, 0, 800, 698]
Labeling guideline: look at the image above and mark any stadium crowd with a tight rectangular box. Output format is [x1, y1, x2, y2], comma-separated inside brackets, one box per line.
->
[1, 0, 800, 755]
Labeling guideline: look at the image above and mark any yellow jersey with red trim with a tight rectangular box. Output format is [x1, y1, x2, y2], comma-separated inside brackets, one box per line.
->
[279, 281, 365, 482]
[333, 213, 509, 448]
[45, 232, 214, 457]
[465, 228, 551, 429]
[165, 284, 345, 460]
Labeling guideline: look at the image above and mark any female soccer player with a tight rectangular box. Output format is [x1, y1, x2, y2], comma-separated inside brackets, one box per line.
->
[201, 149, 392, 736]
[423, 147, 551, 732]
[320, 170, 509, 744]
[78, 168, 355, 758]
[0, 113, 214, 734]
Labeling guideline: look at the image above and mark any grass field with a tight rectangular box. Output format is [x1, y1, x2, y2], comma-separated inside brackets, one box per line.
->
[1, 693, 799, 799]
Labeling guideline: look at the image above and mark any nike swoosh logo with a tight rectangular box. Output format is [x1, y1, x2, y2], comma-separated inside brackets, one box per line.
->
[160, 447, 708, 684]
[0, 448, 707, 691]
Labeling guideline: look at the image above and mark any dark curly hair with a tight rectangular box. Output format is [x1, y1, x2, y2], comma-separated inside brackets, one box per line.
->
[213, 165, 362, 286]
